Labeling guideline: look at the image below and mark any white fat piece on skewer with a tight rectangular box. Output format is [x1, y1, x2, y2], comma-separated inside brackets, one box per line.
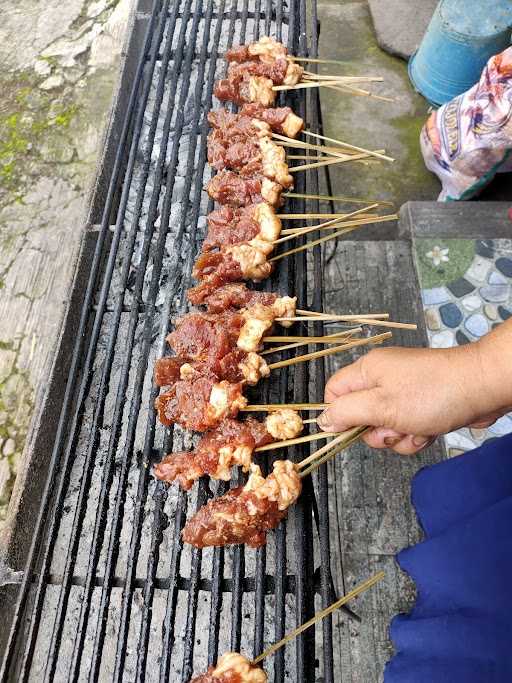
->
[179, 354, 268, 388]
[265, 409, 304, 440]
[244, 460, 301, 511]
[260, 176, 283, 206]
[247, 35, 288, 60]
[237, 297, 297, 352]
[258, 137, 293, 188]
[209, 409, 303, 481]
[252, 202, 282, 242]
[245, 36, 303, 85]
[226, 242, 274, 282]
[212, 653, 267, 683]
[208, 382, 248, 421]
[247, 110, 303, 140]
[238, 352, 270, 385]
[245, 75, 276, 106]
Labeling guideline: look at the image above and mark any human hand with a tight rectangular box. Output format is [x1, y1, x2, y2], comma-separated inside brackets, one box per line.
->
[317, 342, 512, 456]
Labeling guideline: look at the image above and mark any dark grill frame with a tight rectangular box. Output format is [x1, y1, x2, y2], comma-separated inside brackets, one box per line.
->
[0, 2, 352, 680]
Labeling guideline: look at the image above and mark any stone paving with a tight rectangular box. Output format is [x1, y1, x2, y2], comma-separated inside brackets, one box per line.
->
[418, 238, 512, 456]
[0, 0, 135, 526]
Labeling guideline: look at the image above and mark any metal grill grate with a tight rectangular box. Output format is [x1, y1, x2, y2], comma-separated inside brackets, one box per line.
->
[0, 1, 348, 680]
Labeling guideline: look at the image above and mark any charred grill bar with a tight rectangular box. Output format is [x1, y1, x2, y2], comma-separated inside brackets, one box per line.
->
[0, 1, 343, 681]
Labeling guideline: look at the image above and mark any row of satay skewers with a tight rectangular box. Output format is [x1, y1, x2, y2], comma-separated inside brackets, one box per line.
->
[151, 36, 408, 682]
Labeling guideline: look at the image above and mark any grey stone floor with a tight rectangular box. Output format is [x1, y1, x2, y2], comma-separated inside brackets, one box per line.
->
[0, 0, 135, 525]
[317, 1, 441, 208]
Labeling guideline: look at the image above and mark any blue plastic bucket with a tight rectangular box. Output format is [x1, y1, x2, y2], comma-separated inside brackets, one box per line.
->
[409, 0, 512, 106]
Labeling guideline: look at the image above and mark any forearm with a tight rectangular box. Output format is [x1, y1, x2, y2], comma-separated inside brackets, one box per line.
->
[319, 319, 512, 453]
[474, 318, 512, 415]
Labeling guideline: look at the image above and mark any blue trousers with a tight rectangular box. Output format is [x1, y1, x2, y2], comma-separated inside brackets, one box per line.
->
[385, 433, 512, 683]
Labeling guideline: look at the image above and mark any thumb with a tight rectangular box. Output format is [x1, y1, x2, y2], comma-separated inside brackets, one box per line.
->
[317, 389, 383, 433]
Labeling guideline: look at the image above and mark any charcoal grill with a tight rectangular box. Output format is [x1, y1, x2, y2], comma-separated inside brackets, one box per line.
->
[0, 1, 351, 680]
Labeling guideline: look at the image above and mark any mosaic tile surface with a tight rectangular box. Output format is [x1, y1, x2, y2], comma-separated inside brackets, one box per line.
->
[417, 238, 512, 457]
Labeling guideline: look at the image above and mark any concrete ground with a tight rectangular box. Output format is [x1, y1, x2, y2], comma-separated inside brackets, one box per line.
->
[317, 0, 441, 208]
[0, 0, 136, 524]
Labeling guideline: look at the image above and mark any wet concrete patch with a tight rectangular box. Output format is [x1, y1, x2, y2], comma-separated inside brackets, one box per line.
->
[317, 2, 440, 209]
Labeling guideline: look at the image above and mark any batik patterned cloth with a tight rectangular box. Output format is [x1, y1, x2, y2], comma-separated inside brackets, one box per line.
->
[385, 433, 512, 682]
[421, 46, 512, 201]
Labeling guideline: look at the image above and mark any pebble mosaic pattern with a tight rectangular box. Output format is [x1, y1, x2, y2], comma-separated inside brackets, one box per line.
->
[418, 238, 512, 457]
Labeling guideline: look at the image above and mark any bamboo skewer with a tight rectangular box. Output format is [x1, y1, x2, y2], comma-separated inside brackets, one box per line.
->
[274, 133, 384, 161]
[266, 319, 415, 337]
[276, 214, 361, 239]
[302, 129, 394, 162]
[279, 214, 398, 241]
[269, 222, 378, 262]
[277, 314, 390, 322]
[283, 191, 394, 207]
[267, 332, 392, 371]
[241, 403, 329, 412]
[300, 427, 370, 478]
[298, 426, 368, 474]
[288, 56, 351, 66]
[252, 570, 385, 665]
[280, 141, 384, 160]
[274, 205, 379, 243]
[277, 131, 394, 164]
[289, 152, 379, 174]
[260, 329, 362, 357]
[302, 72, 384, 83]
[287, 154, 336, 161]
[255, 431, 342, 452]
[298, 432, 352, 470]
[326, 318, 417, 331]
[265, 336, 360, 344]
[296, 310, 389, 319]
[283, 212, 397, 236]
[277, 212, 378, 219]
[322, 81, 395, 102]
[268, 319, 416, 332]
[273, 80, 349, 92]
[283, 213, 398, 236]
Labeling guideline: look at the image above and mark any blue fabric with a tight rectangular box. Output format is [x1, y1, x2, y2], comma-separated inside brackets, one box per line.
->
[385, 433, 512, 683]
